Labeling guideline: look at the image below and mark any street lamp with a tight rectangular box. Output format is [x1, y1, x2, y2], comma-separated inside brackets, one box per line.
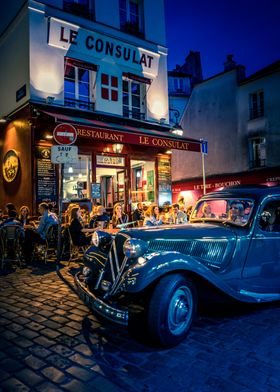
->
[169, 108, 183, 136]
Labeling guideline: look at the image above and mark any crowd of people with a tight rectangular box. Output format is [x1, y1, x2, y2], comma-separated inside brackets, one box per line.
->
[0, 197, 196, 264]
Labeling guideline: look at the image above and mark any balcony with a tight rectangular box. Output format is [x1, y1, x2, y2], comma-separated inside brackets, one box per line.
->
[64, 97, 95, 111]
[123, 108, 145, 121]
[249, 107, 264, 120]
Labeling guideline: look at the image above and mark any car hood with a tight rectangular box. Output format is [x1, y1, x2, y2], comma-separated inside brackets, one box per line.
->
[122, 223, 236, 242]
[121, 223, 237, 270]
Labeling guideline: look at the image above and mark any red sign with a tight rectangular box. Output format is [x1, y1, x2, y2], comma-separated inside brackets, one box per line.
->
[53, 123, 77, 145]
[75, 125, 202, 152]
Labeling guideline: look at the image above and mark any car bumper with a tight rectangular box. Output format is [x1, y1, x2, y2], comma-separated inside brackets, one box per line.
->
[74, 271, 129, 326]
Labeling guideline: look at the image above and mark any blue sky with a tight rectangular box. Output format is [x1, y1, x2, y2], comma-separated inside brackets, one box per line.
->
[164, 0, 280, 78]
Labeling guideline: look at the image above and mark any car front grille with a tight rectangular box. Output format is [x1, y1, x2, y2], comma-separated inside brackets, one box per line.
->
[148, 239, 228, 267]
[105, 232, 130, 295]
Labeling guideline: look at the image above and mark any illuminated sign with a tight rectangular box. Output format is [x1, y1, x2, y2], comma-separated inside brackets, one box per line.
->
[96, 155, 125, 166]
[48, 18, 160, 77]
[76, 125, 201, 152]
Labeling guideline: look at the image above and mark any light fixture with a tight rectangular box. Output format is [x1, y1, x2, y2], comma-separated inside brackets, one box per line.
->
[112, 143, 124, 154]
[68, 166, 73, 173]
[169, 108, 184, 136]
[165, 150, 172, 154]
[70, 176, 74, 181]
[45, 133, 53, 140]
[0, 116, 11, 123]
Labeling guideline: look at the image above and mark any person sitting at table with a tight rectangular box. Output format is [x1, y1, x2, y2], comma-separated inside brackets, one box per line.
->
[112, 203, 128, 228]
[0, 209, 25, 238]
[201, 203, 216, 218]
[228, 201, 247, 224]
[143, 204, 163, 227]
[170, 203, 188, 224]
[89, 205, 110, 229]
[19, 205, 32, 226]
[69, 206, 96, 246]
[0, 209, 4, 224]
[23, 202, 58, 260]
[132, 202, 144, 226]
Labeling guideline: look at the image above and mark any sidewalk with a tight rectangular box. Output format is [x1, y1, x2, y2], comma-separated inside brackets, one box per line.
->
[0, 262, 280, 391]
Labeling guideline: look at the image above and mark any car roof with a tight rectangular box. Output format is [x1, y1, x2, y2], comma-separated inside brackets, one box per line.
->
[199, 185, 280, 202]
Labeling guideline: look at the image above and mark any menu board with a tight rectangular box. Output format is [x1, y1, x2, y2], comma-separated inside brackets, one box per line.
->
[35, 146, 57, 205]
[158, 157, 172, 205]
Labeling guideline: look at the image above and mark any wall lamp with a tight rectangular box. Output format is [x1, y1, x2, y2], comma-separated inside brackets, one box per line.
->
[0, 116, 11, 124]
[169, 108, 183, 136]
[112, 143, 124, 154]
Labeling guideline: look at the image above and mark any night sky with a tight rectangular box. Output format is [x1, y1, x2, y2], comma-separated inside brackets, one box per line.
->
[165, 0, 280, 79]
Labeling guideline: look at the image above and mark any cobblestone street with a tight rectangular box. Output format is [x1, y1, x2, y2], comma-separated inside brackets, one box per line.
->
[0, 262, 280, 392]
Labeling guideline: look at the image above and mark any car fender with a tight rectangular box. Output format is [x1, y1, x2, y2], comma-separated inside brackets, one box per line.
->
[123, 251, 256, 302]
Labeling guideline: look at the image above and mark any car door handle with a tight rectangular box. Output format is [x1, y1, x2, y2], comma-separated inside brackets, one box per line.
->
[255, 233, 265, 238]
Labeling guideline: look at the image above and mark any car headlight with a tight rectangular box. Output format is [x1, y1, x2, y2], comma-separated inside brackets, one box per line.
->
[123, 238, 148, 259]
[92, 230, 112, 247]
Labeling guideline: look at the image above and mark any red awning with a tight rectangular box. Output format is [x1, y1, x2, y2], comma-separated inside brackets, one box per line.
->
[42, 110, 202, 153]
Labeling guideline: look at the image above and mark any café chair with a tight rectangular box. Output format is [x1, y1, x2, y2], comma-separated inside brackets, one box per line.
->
[0, 225, 24, 269]
[62, 227, 86, 265]
[32, 224, 58, 264]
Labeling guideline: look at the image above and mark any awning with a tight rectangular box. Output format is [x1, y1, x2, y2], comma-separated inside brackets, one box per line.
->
[42, 110, 202, 153]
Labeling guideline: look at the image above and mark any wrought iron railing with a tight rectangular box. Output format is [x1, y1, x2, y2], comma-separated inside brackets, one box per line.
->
[64, 97, 95, 111]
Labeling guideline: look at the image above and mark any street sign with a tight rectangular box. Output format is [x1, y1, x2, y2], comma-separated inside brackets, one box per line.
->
[51, 145, 78, 164]
[201, 140, 208, 155]
[53, 123, 77, 145]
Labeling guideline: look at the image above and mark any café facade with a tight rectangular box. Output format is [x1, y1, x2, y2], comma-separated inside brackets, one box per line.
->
[0, 1, 202, 215]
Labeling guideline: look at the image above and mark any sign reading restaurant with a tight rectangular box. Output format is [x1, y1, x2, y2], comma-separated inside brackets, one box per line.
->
[75, 125, 201, 152]
[48, 18, 160, 77]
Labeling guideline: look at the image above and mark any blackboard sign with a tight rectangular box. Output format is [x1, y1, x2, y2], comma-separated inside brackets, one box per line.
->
[35, 146, 57, 205]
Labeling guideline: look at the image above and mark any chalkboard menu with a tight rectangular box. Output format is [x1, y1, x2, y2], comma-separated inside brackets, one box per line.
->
[35, 146, 57, 205]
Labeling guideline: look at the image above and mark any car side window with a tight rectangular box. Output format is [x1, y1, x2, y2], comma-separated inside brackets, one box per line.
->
[260, 200, 280, 232]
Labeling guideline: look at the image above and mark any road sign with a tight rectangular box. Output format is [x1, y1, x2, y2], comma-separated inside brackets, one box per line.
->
[201, 140, 208, 155]
[51, 145, 78, 164]
[53, 123, 77, 145]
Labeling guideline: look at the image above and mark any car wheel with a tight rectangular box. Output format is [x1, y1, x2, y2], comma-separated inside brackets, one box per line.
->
[147, 274, 197, 347]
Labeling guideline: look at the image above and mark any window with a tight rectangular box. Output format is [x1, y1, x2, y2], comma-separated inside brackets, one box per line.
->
[101, 74, 118, 101]
[119, 0, 143, 36]
[249, 137, 266, 168]
[63, 155, 92, 201]
[131, 160, 156, 205]
[123, 79, 145, 120]
[63, 0, 94, 20]
[249, 90, 264, 120]
[64, 58, 96, 110]
[174, 78, 183, 92]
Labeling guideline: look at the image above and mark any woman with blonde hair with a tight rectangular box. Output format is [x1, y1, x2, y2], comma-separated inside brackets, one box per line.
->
[19, 205, 31, 225]
[143, 204, 163, 226]
[112, 203, 128, 228]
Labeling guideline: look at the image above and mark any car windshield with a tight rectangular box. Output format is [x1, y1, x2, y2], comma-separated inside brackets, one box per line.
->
[191, 198, 254, 226]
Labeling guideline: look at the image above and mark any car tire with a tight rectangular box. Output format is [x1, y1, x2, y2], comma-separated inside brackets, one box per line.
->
[147, 273, 197, 347]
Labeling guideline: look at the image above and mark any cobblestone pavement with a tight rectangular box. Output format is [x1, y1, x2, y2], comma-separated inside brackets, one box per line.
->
[0, 262, 280, 392]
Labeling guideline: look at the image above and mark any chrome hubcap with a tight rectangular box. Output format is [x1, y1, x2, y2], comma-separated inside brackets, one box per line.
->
[168, 285, 193, 335]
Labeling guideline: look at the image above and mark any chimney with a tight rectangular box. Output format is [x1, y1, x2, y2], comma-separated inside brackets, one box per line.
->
[224, 54, 236, 71]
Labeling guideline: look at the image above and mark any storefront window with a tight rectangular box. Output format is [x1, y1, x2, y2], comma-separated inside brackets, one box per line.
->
[123, 79, 145, 120]
[131, 159, 155, 208]
[63, 154, 92, 201]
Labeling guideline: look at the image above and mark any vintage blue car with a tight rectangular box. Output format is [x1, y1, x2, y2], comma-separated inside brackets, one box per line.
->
[75, 186, 280, 347]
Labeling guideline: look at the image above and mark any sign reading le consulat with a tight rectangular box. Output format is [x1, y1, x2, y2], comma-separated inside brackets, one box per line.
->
[76, 125, 201, 152]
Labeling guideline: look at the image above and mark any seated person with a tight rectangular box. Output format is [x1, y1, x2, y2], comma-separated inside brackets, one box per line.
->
[19, 205, 32, 226]
[112, 203, 128, 228]
[24, 202, 58, 259]
[202, 203, 216, 218]
[132, 202, 144, 226]
[228, 202, 247, 224]
[0, 209, 4, 224]
[0, 209, 25, 239]
[170, 203, 188, 224]
[89, 206, 110, 229]
[143, 205, 163, 226]
[69, 206, 96, 246]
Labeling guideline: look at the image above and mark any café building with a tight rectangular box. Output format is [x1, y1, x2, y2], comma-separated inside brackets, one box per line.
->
[0, 1, 202, 214]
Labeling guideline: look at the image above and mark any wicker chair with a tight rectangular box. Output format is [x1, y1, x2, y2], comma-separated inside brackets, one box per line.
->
[32, 224, 58, 263]
[0, 225, 24, 269]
